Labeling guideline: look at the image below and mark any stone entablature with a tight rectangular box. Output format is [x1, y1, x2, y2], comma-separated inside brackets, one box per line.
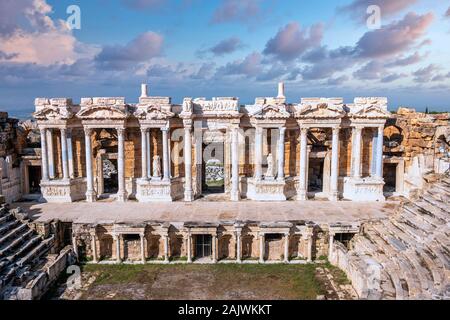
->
[34, 83, 392, 203]
[71, 220, 333, 264]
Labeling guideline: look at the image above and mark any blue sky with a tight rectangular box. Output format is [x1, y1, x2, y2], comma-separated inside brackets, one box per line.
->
[0, 0, 449, 119]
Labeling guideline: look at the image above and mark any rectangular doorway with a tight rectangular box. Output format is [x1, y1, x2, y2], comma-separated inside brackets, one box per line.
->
[202, 141, 225, 194]
[194, 234, 212, 258]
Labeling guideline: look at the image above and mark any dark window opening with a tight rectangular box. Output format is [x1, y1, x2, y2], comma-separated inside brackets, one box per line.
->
[334, 233, 354, 249]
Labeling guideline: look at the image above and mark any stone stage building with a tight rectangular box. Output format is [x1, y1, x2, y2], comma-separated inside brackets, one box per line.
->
[33, 83, 391, 204]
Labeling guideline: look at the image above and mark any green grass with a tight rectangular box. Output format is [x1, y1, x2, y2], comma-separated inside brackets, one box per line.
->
[79, 263, 340, 300]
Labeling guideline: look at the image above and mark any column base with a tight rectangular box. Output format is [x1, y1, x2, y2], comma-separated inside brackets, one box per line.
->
[40, 178, 87, 203]
[230, 190, 240, 201]
[328, 191, 339, 201]
[86, 190, 97, 203]
[136, 178, 183, 202]
[184, 190, 194, 202]
[117, 191, 128, 202]
[296, 190, 307, 201]
[247, 178, 286, 201]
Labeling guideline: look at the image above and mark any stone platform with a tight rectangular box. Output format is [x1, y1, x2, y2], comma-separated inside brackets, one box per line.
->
[12, 200, 399, 225]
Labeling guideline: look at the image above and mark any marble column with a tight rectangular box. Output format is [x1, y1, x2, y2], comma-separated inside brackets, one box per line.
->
[184, 126, 193, 201]
[163, 235, 169, 263]
[298, 128, 308, 200]
[254, 127, 263, 180]
[259, 233, 265, 263]
[328, 232, 335, 259]
[91, 234, 98, 263]
[277, 127, 286, 181]
[60, 128, 69, 180]
[117, 128, 127, 202]
[187, 232, 192, 263]
[231, 127, 240, 201]
[72, 236, 78, 257]
[67, 129, 74, 178]
[147, 130, 152, 178]
[352, 127, 363, 178]
[161, 128, 170, 182]
[330, 127, 340, 201]
[306, 233, 313, 262]
[140, 233, 146, 264]
[236, 230, 242, 263]
[376, 126, 384, 178]
[284, 232, 289, 263]
[40, 128, 49, 181]
[141, 128, 148, 180]
[114, 234, 121, 263]
[47, 129, 55, 179]
[84, 128, 96, 202]
[212, 234, 218, 263]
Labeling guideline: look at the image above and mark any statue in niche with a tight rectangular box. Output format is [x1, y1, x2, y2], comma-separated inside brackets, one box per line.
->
[153, 155, 161, 178]
[266, 153, 275, 179]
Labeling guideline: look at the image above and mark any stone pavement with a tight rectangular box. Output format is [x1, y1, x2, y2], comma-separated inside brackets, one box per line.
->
[12, 200, 399, 225]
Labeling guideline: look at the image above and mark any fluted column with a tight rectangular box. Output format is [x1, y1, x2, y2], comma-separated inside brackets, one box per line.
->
[91, 234, 98, 263]
[298, 128, 308, 200]
[117, 128, 127, 202]
[141, 128, 148, 180]
[40, 128, 49, 181]
[67, 129, 74, 178]
[376, 126, 384, 178]
[277, 127, 286, 181]
[140, 233, 146, 264]
[184, 126, 193, 201]
[60, 128, 69, 180]
[163, 234, 169, 263]
[254, 127, 263, 180]
[187, 232, 192, 263]
[259, 233, 265, 263]
[231, 127, 240, 201]
[161, 128, 170, 182]
[352, 127, 363, 178]
[236, 229, 242, 263]
[212, 234, 218, 263]
[47, 129, 55, 179]
[84, 128, 96, 202]
[147, 130, 152, 178]
[330, 127, 340, 201]
[114, 234, 121, 263]
[284, 232, 289, 263]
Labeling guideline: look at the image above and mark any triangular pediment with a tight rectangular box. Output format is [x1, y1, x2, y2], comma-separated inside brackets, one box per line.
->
[33, 106, 73, 120]
[295, 102, 345, 119]
[76, 106, 129, 120]
[134, 105, 174, 120]
[351, 105, 391, 119]
[251, 104, 290, 119]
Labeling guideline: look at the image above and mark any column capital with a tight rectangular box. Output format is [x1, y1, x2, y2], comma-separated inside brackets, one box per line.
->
[300, 127, 308, 135]
[279, 126, 286, 134]
[332, 127, 340, 135]
[353, 126, 363, 133]
[84, 127, 93, 136]
[117, 127, 126, 136]
[160, 126, 169, 132]
[140, 127, 149, 134]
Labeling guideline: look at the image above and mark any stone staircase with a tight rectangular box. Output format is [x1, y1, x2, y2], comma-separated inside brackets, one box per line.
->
[0, 204, 55, 299]
[332, 174, 450, 300]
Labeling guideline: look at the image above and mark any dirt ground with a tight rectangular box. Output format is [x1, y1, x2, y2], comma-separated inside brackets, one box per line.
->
[46, 263, 357, 300]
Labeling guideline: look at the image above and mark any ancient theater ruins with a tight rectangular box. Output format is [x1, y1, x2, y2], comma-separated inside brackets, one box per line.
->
[0, 83, 449, 299]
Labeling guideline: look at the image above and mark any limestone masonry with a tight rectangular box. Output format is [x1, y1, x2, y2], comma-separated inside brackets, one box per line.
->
[0, 83, 449, 300]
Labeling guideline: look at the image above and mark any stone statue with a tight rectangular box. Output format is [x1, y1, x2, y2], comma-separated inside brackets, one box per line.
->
[266, 153, 275, 179]
[153, 155, 161, 178]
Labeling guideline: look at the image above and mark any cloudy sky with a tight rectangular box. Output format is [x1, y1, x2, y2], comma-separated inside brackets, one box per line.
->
[0, 0, 449, 118]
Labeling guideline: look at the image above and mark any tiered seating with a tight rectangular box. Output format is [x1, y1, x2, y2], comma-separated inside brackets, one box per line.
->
[0, 205, 54, 298]
[338, 174, 450, 300]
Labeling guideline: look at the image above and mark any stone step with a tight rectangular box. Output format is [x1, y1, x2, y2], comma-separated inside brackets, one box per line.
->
[414, 246, 445, 294]
[0, 213, 12, 225]
[395, 255, 423, 299]
[17, 236, 54, 268]
[402, 203, 444, 229]
[409, 200, 448, 224]
[422, 195, 450, 215]
[379, 270, 396, 300]
[0, 224, 28, 248]
[402, 249, 434, 297]
[399, 208, 436, 234]
[0, 221, 19, 236]
[427, 185, 450, 201]
[0, 229, 34, 258]
[6, 235, 42, 263]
